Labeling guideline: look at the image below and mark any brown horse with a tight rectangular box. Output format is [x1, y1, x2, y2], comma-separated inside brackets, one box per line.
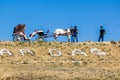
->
[13, 24, 28, 41]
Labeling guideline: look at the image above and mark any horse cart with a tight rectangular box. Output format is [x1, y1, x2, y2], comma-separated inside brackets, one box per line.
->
[29, 29, 52, 41]
[13, 25, 71, 42]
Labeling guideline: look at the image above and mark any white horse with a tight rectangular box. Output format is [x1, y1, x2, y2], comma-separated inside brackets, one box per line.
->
[54, 29, 71, 42]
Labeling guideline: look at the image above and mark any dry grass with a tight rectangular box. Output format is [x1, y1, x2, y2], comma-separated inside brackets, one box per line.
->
[0, 41, 120, 80]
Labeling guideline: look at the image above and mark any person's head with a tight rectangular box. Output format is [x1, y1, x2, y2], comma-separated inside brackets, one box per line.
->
[74, 26, 77, 29]
[100, 26, 103, 29]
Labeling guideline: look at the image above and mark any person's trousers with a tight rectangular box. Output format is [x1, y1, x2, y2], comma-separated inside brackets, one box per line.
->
[73, 35, 78, 42]
[98, 35, 104, 42]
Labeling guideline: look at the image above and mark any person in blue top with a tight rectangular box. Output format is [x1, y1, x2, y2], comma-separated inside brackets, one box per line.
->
[98, 26, 106, 42]
[72, 26, 79, 42]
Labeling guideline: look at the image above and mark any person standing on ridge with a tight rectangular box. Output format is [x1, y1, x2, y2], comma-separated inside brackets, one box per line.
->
[98, 26, 106, 42]
[70, 26, 74, 42]
[73, 26, 79, 42]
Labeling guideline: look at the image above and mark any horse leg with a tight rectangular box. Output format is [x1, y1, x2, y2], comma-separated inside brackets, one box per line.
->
[67, 35, 70, 42]
[54, 37, 57, 42]
[54, 34, 58, 42]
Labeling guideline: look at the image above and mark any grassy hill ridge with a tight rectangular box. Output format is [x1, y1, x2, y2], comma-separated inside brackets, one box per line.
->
[0, 41, 120, 80]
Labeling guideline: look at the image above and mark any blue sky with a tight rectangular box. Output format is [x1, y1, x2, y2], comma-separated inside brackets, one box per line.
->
[0, 0, 120, 42]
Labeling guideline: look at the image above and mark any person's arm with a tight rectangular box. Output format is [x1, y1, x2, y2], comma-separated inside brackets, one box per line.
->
[104, 30, 106, 35]
[77, 29, 79, 34]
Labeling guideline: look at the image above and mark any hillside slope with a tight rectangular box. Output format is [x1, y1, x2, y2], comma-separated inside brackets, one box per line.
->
[0, 41, 120, 80]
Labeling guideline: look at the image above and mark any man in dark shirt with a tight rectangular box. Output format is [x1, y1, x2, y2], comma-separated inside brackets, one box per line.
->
[98, 26, 106, 42]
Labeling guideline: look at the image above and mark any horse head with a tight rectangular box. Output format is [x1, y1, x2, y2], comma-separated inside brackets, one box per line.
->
[46, 29, 50, 34]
